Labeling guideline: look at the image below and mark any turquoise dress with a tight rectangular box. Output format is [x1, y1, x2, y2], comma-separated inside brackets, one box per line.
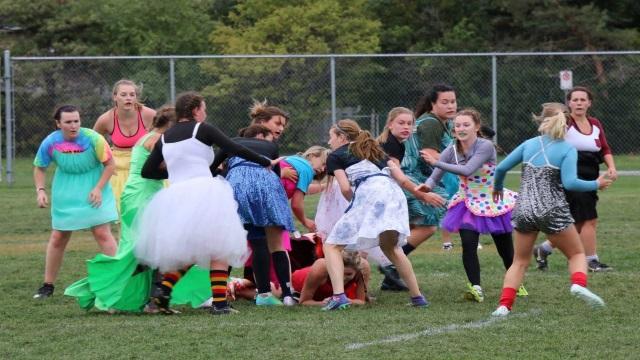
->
[34, 128, 117, 230]
[401, 114, 458, 226]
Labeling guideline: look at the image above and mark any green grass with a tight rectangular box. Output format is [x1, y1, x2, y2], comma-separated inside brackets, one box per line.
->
[1, 158, 639, 359]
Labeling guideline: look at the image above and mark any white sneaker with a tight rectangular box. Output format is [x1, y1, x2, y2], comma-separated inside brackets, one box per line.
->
[570, 284, 605, 308]
[492, 305, 510, 317]
[283, 296, 297, 306]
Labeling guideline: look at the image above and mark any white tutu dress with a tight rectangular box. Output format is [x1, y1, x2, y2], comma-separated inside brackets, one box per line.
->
[325, 160, 410, 251]
[134, 123, 249, 272]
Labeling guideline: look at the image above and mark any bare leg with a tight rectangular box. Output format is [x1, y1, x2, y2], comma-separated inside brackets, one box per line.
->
[379, 231, 421, 297]
[91, 223, 117, 256]
[502, 230, 537, 289]
[548, 225, 587, 275]
[44, 230, 72, 284]
[577, 219, 598, 257]
[323, 243, 346, 294]
[407, 225, 436, 248]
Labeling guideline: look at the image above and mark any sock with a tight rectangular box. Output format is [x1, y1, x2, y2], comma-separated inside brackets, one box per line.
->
[210, 269, 229, 309]
[160, 269, 188, 291]
[541, 241, 554, 254]
[586, 255, 599, 262]
[571, 271, 587, 287]
[272, 251, 292, 297]
[249, 237, 272, 294]
[402, 243, 416, 256]
[499, 287, 517, 310]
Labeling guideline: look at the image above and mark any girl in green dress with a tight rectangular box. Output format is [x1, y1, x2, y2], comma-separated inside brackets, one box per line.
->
[65, 107, 178, 311]
[33, 105, 118, 299]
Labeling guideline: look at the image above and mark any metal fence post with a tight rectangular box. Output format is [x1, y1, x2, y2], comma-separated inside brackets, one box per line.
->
[169, 58, 175, 103]
[330, 56, 336, 124]
[3, 50, 13, 184]
[491, 55, 498, 145]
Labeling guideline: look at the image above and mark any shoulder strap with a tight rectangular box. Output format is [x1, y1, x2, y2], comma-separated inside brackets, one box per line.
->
[192, 122, 201, 138]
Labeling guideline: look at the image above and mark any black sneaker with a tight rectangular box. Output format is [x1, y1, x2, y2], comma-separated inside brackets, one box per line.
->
[150, 284, 174, 314]
[533, 245, 549, 271]
[33, 283, 54, 299]
[380, 278, 409, 292]
[378, 265, 408, 291]
[210, 305, 239, 315]
[588, 259, 613, 272]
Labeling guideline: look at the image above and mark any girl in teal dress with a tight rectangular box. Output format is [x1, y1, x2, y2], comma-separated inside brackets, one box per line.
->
[65, 107, 180, 311]
[33, 105, 118, 299]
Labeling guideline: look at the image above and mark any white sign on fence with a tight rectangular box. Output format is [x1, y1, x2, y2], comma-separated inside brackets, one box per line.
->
[559, 70, 573, 90]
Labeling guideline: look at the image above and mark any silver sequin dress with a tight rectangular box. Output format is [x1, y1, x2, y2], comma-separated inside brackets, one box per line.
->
[511, 138, 574, 234]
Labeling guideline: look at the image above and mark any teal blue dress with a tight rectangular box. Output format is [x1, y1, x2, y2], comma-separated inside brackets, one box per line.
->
[34, 128, 118, 230]
[401, 114, 459, 226]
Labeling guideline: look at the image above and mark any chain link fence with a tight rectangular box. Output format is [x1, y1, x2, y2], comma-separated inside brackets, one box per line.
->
[3, 51, 640, 183]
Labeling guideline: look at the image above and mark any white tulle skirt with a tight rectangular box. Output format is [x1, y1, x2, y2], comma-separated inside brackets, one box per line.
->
[134, 176, 249, 272]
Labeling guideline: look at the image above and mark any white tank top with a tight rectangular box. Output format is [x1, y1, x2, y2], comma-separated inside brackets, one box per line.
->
[161, 122, 215, 184]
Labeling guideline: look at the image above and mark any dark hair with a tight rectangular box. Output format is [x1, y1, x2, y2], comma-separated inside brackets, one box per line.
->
[566, 86, 594, 102]
[53, 105, 79, 122]
[414, 83, 455, 118]
[250, 100, 289, 126]
[175, 92, 204, 120]
[239, 124, 272, 138]
[152, 106, 177, 129]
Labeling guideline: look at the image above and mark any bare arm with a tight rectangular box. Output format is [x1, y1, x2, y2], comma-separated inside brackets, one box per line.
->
[292, 190, 316, 232]
[93, 112, 112, 136]
[33, 167, 49, 208]
[333, 170, 352, 201]
[299, 260, 330, 306]
[603, 154, 617, 181]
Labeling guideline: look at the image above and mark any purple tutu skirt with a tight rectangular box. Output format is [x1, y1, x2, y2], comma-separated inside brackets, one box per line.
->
[442, 202, 513, 234]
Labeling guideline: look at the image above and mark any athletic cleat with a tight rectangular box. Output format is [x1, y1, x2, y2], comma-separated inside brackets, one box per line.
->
[282, 296, 297, 306]
[33, 283, 54, 299]
[255, 293, 283, 306]
[492, 305, 510, 317]
[210, 305, 239, 315]
[533, 245, 549, 271]
[570, 284, 605, 308]
[150, 284, 174, 315]
[464, 283, 484, 303]
[588, 259, 613, 272]
[442, 243, 454, 251]
[321, 294, 351, 311]
[378, 265, 408, 291]
[409, 295, 430, 308]
[517, 285, 529, 297]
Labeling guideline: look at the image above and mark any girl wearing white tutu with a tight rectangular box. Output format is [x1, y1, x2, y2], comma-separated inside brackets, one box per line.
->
[135, 92, 275, 315]
[322, 119, 428, 310]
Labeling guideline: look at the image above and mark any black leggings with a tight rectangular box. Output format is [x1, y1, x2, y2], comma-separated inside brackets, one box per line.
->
[459, 229, 513, 286]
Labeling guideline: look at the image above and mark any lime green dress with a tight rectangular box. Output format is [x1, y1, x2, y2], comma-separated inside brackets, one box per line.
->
[65, 132, 212, 311]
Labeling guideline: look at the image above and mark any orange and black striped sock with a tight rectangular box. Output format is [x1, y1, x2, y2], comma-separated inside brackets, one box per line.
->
[159, 268, 189, 292]
[210, 269, 229, 310]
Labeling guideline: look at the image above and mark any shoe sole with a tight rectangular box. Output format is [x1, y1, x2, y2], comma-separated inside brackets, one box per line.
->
[571, 288, 605, 309]
[322, 303, 350, 311]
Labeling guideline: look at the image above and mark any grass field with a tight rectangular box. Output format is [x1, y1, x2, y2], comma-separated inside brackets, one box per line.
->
[1, 157, 639, 359]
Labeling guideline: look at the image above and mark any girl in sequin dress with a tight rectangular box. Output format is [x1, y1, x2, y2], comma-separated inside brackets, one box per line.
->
[418, 109, 520, 303]
[491, 103, 611, 316]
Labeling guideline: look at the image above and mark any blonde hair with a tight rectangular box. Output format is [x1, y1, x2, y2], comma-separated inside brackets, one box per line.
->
[342, 251, 362, 271]
[332, 119, 385, 163]
[112, 79, 144, 110]
[299, 145, 330, 180]
[377, 107, 414, 144]
[533, 102, 569, 140]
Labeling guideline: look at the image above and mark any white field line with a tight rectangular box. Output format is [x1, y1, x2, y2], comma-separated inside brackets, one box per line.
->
[345, 308, 542, 350]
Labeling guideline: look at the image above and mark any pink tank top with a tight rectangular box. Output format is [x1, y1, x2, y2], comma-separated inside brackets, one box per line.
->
[111, 110, 147, 148]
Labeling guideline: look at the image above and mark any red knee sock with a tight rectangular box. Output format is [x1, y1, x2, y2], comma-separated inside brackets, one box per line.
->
[499, 287, 517, 310]
[570, 272, 587, 287]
